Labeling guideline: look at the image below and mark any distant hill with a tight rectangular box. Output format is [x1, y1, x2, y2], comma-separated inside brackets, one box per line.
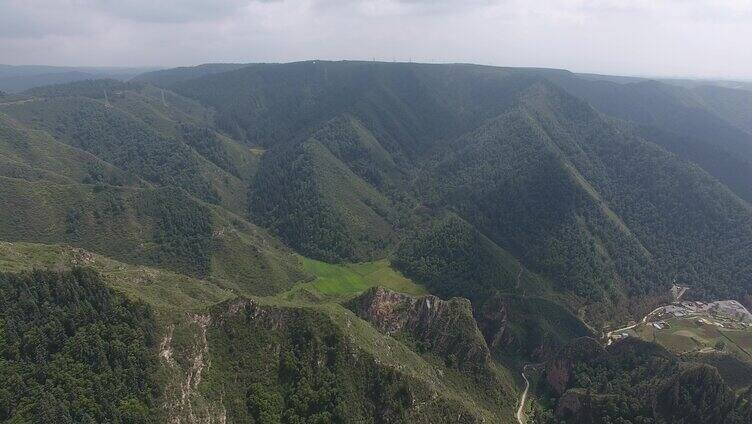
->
[0, 64, 157, 93]
[540, 72, 752, 203]
[131, 63, 252, 87]
[576, 71, 752, 92]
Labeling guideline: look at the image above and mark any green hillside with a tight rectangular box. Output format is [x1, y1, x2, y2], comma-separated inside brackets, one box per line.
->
[250, 137, 398, 262]
[3, 61, 752, 422]
[0, 241, 233, 322]
[172, 62, 752, 316]
[543, 72, 752, 204]
[190, 297, 518, 423]
[169, 61, 533, 155]
[418, 80, 752, 320]
[393, 213, 544, 302]
[0, 113, 136, 186]
[0, 178, 307, 295]
[301, 257, 426, 296]
[1, 81, 255, 215]
[0, 241, 520, 423]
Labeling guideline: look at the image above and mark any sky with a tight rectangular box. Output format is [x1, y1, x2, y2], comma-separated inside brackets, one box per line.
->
[1, 0, 752, 80]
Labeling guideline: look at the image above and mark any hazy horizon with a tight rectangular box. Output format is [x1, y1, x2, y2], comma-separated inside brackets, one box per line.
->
[2, 1, 752, 81]
[3, 60, 752, 85]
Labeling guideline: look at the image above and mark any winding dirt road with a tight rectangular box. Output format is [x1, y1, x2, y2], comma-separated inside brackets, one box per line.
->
[0, 98, 37, 106]
[516, 363, 542, 424]
[516, 367, 530, 423]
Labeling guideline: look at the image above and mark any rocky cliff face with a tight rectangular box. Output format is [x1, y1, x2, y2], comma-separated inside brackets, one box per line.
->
[347, 287, 492, 371]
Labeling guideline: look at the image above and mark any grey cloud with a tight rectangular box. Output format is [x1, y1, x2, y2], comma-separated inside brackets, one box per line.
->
[0, 0, 751, 80]
[310, 0, 496, 15]
[0, 1, 100, 38]
[83, 0, 272, 23]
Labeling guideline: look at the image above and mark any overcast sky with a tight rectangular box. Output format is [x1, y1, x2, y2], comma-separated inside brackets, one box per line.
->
[2, 0, 751, 79]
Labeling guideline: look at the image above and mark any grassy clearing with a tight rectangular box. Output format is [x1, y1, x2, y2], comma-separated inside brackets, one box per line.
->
[248, 147, 266, 156]
[301, 257, 427, 296]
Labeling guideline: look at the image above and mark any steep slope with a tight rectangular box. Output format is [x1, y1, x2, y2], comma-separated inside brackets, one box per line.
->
[347, 287, 494, 371]
[544, 73, 752, 204]
[0, 241, 520, 423]
[422, 81, 752, 321]
[382, 213, 593, 360]
[683, 352, 752, 392]
[692, 85, 752, 135]
[311, 114, 403, 189]
[250, 134, 398, 262]
[0, 241, 234, 321]
[168, 60, 752, 315]
[517, 84, 752, 303]
[421, 88, 657, 323]
[546, 75, 752, 157]
[184, 296, 519, 423]
[0, 180, 307, 295]
[5, 62, 752, 422]
[0, 113, 136, 185]
[476, 294, 593, 361]
[393, 213, 544, 302]
[633, 124, 752, 203]
[0, 82, 303, 296]
[170, 61, 536, 157]
[1, 80, 254, 215]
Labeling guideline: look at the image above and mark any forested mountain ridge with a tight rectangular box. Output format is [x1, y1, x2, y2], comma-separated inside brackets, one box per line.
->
[0, 80, 308, 296]
[2, 61, 752, 422]
[0, 81, 252, 214]
[0, 64, 155, 93]
[541, 71, 752, 204]
[249, 127, 399, 263]
[166, 62, 752, 309]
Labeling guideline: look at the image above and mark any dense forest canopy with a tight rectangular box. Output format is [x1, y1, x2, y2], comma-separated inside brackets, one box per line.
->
[0, 269, 158, 423]
[1, 61, 752, 422]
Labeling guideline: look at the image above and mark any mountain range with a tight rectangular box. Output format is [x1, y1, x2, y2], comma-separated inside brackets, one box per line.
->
[1, 60, 752, 423]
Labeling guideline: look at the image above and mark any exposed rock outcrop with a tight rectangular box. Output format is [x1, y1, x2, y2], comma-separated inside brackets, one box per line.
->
[346, 287, 492, 370]
[161, 313, 227, 424]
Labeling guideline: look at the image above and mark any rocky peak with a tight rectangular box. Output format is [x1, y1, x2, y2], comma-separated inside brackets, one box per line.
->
[346, 287, 492, 370]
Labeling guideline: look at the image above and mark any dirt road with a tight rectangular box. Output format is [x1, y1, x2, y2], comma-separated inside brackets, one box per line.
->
[516, 367, 530, 423]
[517, 363, 542, 424]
